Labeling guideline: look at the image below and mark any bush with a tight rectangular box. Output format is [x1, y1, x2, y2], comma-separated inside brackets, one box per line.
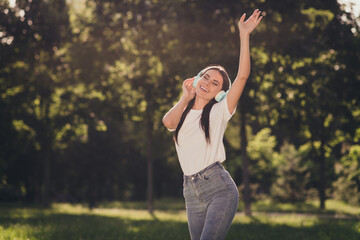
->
[332, 145, 360, 205]
[247, 128, 277, 195]
[270, 142, 310, 202]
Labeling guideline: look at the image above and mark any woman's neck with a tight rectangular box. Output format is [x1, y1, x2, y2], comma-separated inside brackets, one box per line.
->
[192, 96, 209, 110]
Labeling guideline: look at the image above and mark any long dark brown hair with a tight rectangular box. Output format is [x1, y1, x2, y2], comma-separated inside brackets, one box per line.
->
[174, 65, 230, 144]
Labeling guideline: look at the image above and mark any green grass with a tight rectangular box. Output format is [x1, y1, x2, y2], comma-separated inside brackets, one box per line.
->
[98, 198, 360, 217]
[249, 199, 360, 216]
[0, 199, 359, 240]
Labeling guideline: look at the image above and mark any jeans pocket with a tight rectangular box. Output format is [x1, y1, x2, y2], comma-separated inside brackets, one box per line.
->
[203, 169, 220, 181]
[219, 171, 234, 187]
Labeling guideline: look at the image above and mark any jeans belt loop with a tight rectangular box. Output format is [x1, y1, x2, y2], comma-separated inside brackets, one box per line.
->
[198, 172, 204, 181]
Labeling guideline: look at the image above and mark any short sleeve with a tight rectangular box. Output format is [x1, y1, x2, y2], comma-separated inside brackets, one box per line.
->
[211, 95, 236, 122]
[220, 95, 237, 121]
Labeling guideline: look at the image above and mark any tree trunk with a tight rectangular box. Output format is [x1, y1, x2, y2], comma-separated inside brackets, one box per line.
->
[240, 105, 251, 216]
[34, 165, 41, 203]
[87, 116, 97, 209]
[42, 148, 50, 207]
[146, 106, 154, 213]
[41, 99, 51, 207]
[318, 139, 326, 210]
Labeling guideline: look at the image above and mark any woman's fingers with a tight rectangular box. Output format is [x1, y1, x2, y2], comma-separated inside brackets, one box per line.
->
[183, 77, 195, 92]
[248, 9, 255, 19]
[182, 77, 196, 100]
[183, 79, 190, 87]
[238, 9, 263, 34]
[240, 9, 262, 25]
[251, 10, 262, 26]
[249, 9, 262, 22]
[239, 13, 246, 23]
[187, 78, 195, 87]
[256, 11, 260, 18]
[187, 81, 194, 89]
[256, 10, 262, 21]
[184, 80, 190, 88]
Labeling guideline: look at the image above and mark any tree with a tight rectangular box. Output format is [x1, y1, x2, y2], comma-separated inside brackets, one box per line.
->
[0, 0, 71, 205]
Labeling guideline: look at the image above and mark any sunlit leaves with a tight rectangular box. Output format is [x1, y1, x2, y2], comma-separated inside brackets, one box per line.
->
[333, 145, 360, 204]
[1, 85, 23, 98]
[248, 128, 277, 162]
[12, 119, 36, 138]
[301, 8, 334, 30]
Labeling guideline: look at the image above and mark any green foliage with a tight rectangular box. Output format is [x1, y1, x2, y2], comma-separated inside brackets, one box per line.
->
[332, 145, 360, 205]
[247, 128, 277, 196]
[271, 142, 310, 202]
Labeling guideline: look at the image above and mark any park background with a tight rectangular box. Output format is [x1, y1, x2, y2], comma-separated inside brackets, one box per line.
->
[0, 0, 359, 239]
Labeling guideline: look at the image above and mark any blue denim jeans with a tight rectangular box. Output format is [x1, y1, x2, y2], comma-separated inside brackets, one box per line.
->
[183, 162, 239, 240]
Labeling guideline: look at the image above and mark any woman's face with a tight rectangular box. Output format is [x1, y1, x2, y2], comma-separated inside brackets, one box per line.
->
[195, 69, 224, 101]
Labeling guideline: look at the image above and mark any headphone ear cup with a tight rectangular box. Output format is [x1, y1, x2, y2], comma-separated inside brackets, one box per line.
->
[193, 71, 202, 88]
[193, 76, 199, 88]
[215, 90, 227, 102]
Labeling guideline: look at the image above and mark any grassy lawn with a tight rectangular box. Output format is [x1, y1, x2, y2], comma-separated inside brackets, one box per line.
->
[0, 199, 359, 240]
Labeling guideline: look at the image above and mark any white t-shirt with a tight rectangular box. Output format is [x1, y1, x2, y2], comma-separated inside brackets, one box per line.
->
[170, 97, 236, 176]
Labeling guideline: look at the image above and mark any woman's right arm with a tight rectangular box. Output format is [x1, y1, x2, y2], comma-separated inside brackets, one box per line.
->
[162, 77, 195, 130]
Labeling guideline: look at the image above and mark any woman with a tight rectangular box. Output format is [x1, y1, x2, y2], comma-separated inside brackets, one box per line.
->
[162, 9, 263, 240]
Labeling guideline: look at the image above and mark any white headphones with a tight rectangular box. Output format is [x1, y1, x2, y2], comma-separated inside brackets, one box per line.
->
[192, 67, 232, 102]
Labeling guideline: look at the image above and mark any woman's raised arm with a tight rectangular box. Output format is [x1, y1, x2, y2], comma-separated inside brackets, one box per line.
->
[227, 9, 263, 113]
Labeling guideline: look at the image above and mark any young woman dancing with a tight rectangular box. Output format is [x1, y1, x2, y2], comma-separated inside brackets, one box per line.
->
[162, 9, 263, 240]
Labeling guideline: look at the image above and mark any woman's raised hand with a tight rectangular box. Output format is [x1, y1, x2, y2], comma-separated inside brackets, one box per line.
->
[182, 77, 196, 101]
[238, 9, 263, 35]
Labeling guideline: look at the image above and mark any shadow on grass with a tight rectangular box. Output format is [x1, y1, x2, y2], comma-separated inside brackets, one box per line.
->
[227, 218, 360, 240]
[249, 200, 332, 214]
[248, 200, 360, 218]
[0, 213, 190, 240]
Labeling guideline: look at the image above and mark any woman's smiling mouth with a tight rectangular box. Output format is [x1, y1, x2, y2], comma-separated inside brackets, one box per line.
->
[200, 85, 209, 92]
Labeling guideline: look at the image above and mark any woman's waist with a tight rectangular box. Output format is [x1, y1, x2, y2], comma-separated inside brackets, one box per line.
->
[183, 161, 224, 181]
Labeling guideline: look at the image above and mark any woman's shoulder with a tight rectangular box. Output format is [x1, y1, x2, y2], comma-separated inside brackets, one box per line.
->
[211, 97, 227, 112]
[210, 97, 236, 121]
[210, 100, 225, 118]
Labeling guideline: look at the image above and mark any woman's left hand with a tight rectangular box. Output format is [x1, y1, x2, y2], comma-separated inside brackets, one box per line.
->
[238, 9, 263, 35]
